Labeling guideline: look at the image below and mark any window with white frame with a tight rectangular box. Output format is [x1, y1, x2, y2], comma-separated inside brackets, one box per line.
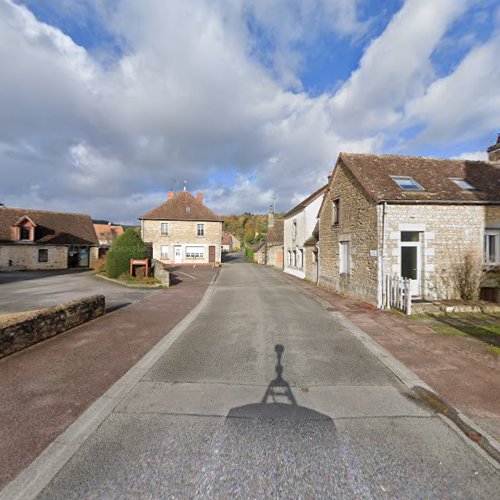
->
[160, 222, 169, 235]
[391, 176, 424, 191]
[292, 220, 297, 240]
[160, 245, 169, 259]
[288, 250, 292, 266]
[300, 249, 304, 268]
[484, 229, 500, 265]
[186, 246, 204, 258]
[339, 241, 351, 274]
[197, 223, 205, 236]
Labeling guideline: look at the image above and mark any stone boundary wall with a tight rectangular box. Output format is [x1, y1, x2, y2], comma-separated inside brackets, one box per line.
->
[0, 295, 105, 359]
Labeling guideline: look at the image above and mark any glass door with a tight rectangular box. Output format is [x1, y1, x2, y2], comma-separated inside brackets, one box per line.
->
[400, 232, 421, 296]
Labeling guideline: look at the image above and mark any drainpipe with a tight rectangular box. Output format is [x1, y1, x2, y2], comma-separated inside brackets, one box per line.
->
[316, 243, 320, 285]
[379, 202, 387, 308]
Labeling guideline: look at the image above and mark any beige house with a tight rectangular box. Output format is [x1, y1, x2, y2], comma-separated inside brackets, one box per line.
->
[93, 223, 124, 257]
[140, 190, 223, 265]
[0, 207, 98, 271]
[254, 208, 284, 269]
[318, 137, 500, 306]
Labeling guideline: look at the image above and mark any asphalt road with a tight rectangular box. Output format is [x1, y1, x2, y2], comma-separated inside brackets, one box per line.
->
[37, 255, 499, 498]
[0, 269, 159, 313]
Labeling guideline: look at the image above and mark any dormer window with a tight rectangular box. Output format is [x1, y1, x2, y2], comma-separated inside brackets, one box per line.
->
[185, 207, 191, 213]
[450, 178, 478, 191]
[20, 227, 30, 240]
[391, 176, 424, 191]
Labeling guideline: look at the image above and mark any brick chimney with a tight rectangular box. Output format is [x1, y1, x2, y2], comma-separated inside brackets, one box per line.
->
[197, 192, 203, 203]
[487, 133, 500, 162]
[168, 191, 174, 201]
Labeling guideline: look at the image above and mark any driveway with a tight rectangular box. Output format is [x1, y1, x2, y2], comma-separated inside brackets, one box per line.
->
[28, 254, 499, 499]
[0, 269, 160, 313]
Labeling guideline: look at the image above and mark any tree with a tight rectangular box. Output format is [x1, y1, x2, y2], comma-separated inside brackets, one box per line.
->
[105, 228, 148, 279]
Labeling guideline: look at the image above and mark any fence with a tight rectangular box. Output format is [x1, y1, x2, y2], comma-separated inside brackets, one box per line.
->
[384, 275, 412, 315]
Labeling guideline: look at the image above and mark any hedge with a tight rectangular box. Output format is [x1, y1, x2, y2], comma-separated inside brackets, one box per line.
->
[105, 228, 148, 279]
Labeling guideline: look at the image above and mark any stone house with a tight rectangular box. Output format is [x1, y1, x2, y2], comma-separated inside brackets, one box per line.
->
[0, 207, 98, 271]
[318, 139, 500, 306]
[221, 234, 233, 253]
[254, 208, 284, 268]
[283, 185, 327, 280]
[140, 190, 223, 265]
[93, 223, 124, 257]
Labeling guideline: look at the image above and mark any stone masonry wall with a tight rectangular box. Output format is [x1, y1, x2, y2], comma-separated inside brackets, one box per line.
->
[383, 204, 500, 300]
[318, 162, 379, 303]
[0, 245, 68, 270]
[142, 220, 222, 264]
[0, 295, 105, 359]
[304, 246, 317, 282]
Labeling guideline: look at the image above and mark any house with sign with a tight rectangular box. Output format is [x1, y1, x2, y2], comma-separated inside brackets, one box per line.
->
[283, 184, 327, 280]
[0, 207, 98, 270]
[318, 135, 500, 306]
[140, 190, 223, 265]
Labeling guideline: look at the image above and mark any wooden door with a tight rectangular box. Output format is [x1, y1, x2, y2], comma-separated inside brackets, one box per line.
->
[209, 245, 216, 263]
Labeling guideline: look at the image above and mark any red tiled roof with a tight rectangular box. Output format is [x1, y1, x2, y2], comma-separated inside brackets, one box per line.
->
[139, 191, 222, 221]
[339, 153, 500, 203]
[0, 208, 98, 245]
[284, 184, 328, 218]
[221, 235, 232, 245]
[267, 220, 284, 245]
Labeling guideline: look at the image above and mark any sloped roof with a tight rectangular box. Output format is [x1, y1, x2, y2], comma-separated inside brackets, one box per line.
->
[221, 234, 232, 245]
[339, 153, 500, 203]
[284, 184, 328, 218]
[304, 221, 319, 246]
[93, 224, 124, 243]
[139, 191, 222, 221]
[0, 207, 98, 245]
[267, 219, 284, 245]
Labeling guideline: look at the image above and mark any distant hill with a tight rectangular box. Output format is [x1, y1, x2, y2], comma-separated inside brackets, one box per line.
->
[222, 212, 284, 246]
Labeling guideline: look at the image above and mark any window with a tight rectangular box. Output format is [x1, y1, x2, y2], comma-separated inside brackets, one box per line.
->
[332, 199, 340, 225]
[391, 176, 424, 191]
[38, 249, 48, 263]
[160, 245, 169, 259]
[299, 249, 304, 268]
[292, 220, 297, 240]
[450, 178, 478, 191]
[288, 250, 292, 266]
[484, 230, 500, 265]
[20, 227, 30, 240]
[185, 246, 204, 258]
[185, 207, 191, 213]
[197, 223, 205, 236]
[339, 241, 350, 274]
[160, 223, 169, 235]
[401, 231, 419, 242]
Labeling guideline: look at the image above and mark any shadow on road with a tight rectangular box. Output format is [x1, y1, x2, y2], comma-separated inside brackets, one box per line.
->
[226, 344, 333, 421]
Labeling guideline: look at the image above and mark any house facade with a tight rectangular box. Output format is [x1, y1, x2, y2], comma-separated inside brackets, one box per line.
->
[318, 139, 500, 306]
[93, 223, 124, 257]
[254, 208, 284, 268]
[140, 190, 223, 265]
[0, 208, 98, 271]
[283, 185, 327, 279]
[221, 234, 233, 253]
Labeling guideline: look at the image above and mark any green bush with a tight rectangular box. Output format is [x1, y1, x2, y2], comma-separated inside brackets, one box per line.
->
[106, 228, 148, 279]
[245, 248, 254, 260]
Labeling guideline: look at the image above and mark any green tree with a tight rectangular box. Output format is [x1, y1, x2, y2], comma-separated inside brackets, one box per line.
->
[106, 228, 148, 279]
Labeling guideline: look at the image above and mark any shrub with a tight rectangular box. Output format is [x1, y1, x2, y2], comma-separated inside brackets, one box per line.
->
[453, 251, 482, 301]
[92, 256, 107, 274]
[245, 248, 254, 260]
[106, 228, 148, 279]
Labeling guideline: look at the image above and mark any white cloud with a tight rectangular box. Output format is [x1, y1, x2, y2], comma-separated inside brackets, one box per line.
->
[451, 151, 488, 161]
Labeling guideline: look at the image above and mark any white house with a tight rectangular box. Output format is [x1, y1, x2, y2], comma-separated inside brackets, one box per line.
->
[283, 185, 327, 279]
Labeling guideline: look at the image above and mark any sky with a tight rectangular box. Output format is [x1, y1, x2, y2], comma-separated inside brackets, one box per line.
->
[0, 0, 499, 223]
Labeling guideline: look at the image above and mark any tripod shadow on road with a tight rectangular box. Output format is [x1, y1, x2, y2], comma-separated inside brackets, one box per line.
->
[226, 344, 333, 421]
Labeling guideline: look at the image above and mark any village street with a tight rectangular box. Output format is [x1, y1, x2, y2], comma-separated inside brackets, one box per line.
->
[10, 253, 499, 499]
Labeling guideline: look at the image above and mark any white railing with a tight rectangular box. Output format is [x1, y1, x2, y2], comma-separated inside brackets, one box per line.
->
[384, 275, 412, 315]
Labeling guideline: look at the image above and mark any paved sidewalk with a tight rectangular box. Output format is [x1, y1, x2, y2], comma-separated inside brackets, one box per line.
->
[0, 267, 217, 488]
[276, 270, 500, 442]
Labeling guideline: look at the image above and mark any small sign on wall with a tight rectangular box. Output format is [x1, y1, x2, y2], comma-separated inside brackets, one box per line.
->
[369, 250, 378, 257]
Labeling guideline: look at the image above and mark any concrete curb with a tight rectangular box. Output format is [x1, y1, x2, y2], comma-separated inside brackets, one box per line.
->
[0, 273, 219, 500]
[270, 267, 500, 470]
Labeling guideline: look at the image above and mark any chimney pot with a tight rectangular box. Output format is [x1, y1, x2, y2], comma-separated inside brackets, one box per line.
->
[197, 192, 203, 203]
[487, 133, 500, 162]
[168, 191, 175, 200]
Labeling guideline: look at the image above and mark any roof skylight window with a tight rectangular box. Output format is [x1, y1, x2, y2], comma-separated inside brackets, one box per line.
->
[391, 176, 424, 191]
[185, 207, 191, 213]
[450, 178, 478, 191]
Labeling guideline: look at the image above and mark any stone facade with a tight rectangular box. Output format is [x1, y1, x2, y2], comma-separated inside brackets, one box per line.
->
[381, 203, 500, 301]
[0, 295, 105, 359]
[0, 245, 69, 271]
[267, 244, 284, 269]
[304, 245, 318, 282]
[318, 162, 379, 302]
[142, 219, 222, 265]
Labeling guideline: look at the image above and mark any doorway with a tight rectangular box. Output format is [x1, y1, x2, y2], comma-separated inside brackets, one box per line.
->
[400, 232, 421, 296]
[174, 245, 182, 264]
[209, 245, 216, 263]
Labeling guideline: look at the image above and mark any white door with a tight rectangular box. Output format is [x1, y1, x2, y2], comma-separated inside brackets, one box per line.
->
[174, 245, 182, 263]
[400, 232, 421, 296]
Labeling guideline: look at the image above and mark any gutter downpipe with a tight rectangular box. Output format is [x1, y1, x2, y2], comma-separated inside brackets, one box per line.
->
[379, 202, 387, 309]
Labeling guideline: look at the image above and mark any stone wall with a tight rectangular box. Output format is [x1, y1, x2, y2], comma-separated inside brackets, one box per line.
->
[304, 246, 318, 282]
[383, 203, 500, 300]
[142, 220, 222, 264]
[267, 245, 284, 269]
[0, 295, 105, 359]
[0, 244, 68, 271]
[318, 162, 379, 302]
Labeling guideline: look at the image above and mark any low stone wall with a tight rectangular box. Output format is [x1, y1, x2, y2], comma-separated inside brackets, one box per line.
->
[0, 295, 105, 359]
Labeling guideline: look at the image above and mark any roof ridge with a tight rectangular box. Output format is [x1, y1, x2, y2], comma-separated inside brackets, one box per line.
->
[340, 152, 490, 163]
[0, 207, 92, 217]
